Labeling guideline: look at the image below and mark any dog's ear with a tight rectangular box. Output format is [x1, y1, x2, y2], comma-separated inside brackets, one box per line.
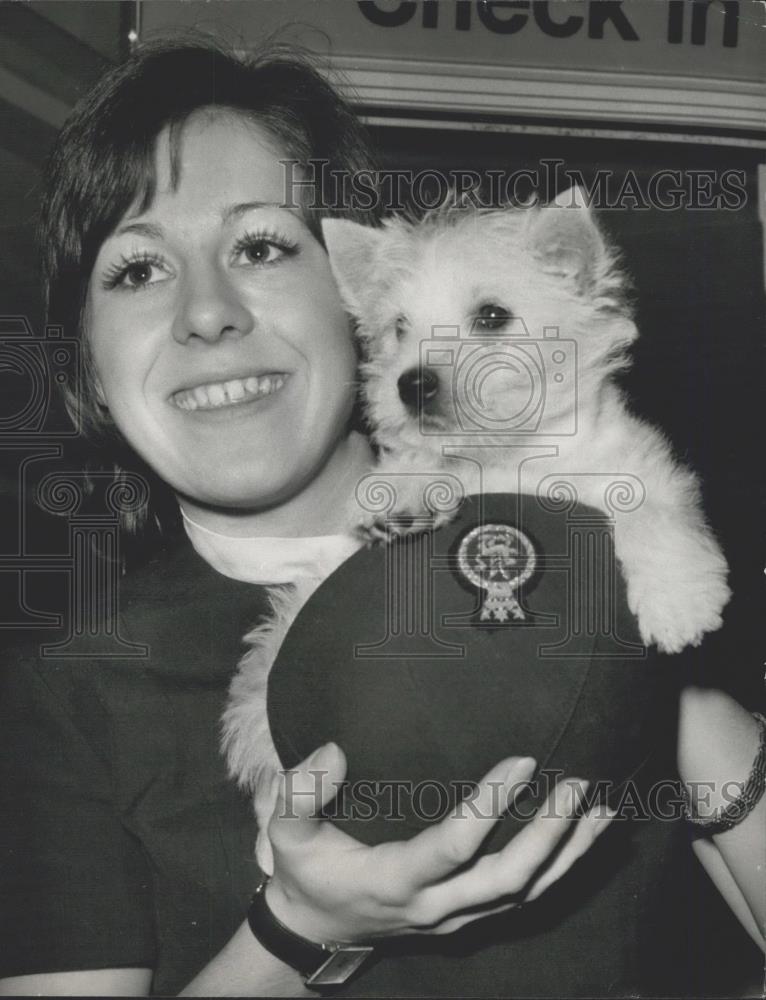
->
[525, 185, 606, 293]
[321, 218, 386, 316]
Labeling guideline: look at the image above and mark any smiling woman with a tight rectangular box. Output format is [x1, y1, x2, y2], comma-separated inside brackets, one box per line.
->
[85, 111, 370, 532]
[39, 37, 381, 537]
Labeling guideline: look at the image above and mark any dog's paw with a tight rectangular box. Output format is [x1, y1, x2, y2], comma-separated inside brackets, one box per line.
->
[355, 507, 456, 547]
[625, 544, 731, 654]
[356, 515, 389, 547]
[355, 511, 418, 546]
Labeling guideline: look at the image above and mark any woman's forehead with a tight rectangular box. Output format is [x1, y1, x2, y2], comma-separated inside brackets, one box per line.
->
[150, 109, 291, 204]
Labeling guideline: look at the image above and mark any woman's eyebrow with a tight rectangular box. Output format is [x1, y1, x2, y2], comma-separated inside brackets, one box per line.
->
[111, 202, 300, 241]
[114, 220, 164, 239]
[222, 201, 299, 223]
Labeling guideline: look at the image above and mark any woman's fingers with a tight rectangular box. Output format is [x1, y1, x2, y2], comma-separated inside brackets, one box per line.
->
[424, 803, 610, 941]
[426, 899, 519, 936]
[269, 742, 352, 850]
[400, 756, 537, 885]
[495, 777, 590, 879]
[410, 778, 589, 921]
[264, 746, 609, 945]
[522, 803, 616, 903]
[424, 802, 615, 935]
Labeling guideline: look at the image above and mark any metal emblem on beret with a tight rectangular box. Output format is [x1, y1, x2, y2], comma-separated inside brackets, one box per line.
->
[457, 523, 537, 622]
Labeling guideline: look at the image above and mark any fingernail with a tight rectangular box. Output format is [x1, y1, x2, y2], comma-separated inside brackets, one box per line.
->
[507, 757, 537, 781]
[589, 806, 617, 835]
[305, 743, 332, 768]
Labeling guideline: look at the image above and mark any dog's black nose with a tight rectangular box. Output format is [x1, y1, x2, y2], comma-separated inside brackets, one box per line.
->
[398, 367, 440, 413]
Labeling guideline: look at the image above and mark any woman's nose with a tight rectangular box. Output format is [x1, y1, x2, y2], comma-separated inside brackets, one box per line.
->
[172, 266, 254, 344]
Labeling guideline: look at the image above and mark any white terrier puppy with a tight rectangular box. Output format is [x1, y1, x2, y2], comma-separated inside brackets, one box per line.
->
[320, 187, 730, 655]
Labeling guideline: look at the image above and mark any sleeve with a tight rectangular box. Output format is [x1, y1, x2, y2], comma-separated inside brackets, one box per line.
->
[0, 650, 157, 977]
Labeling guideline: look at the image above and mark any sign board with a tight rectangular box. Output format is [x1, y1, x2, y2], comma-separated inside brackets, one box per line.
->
[138, 1, 765, 134]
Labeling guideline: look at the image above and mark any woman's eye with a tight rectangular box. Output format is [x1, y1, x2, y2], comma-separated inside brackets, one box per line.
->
[124, 261, 157, 287]
[233, 232, 298, 268]
[471, 303, 513, 333]
[238, 240, 281, 265]
[102, 255, 170, 292]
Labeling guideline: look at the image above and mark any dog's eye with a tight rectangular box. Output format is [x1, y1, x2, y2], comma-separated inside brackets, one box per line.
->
[472, 303, 513, 333]
[395, 315, 407, 340]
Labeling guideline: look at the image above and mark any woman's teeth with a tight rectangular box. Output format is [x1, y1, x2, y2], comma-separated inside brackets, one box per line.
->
[172, 374, 286, 411]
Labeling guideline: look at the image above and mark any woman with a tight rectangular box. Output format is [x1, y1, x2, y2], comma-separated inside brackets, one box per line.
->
[0, 37, 762, 998]
[0, 38, 618, 997]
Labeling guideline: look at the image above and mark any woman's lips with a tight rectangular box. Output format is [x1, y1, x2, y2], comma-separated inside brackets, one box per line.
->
[171, 373, 288, 411]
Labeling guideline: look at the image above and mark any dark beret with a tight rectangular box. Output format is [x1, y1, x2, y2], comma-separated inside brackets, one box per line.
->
[268, 493, 676, 850]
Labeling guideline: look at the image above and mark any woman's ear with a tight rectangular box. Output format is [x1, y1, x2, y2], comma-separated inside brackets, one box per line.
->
[321, 218, 386, 318]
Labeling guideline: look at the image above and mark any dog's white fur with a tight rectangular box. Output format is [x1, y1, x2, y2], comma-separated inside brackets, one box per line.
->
[220, 579, 321, 869]
[322, 187, 730, 654]
[222, 187, 730, 814]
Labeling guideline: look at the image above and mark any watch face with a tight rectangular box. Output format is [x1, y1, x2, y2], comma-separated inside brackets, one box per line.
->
[305, 947, 375, 987]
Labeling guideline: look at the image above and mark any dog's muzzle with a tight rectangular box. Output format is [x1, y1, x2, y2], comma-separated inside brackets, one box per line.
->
[398, 366, 439, 414]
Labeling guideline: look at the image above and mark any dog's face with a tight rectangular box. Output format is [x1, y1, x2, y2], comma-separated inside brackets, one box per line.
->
[323, 187, 636, 454]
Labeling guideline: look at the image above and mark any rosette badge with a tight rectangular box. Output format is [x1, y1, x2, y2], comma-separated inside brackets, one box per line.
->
[457, 523, 538, 622]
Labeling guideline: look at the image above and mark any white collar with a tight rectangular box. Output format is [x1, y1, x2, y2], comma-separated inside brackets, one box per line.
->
[181, 509, 362, 586]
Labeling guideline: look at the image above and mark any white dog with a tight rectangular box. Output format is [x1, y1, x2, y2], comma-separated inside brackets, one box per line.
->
[320, 187, 730, 653]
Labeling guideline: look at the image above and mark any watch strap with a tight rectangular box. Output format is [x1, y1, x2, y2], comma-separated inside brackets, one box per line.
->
[247, 879, 374, 989]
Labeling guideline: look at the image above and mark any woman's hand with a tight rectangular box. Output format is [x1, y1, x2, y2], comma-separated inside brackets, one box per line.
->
[263, 743, 614, 943]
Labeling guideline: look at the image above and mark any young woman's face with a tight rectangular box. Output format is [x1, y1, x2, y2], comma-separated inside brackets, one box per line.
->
[86, 111, 358, 511]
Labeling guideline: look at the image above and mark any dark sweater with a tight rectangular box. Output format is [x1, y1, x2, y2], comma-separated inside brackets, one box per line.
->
[0, 540, 267, 994]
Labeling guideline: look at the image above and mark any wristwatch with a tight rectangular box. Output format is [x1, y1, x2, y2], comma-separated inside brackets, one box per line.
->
[247, 878, 375, 989]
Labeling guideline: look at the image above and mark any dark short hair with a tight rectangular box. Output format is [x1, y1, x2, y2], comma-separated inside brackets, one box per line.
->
[39, 35, 379, 536]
